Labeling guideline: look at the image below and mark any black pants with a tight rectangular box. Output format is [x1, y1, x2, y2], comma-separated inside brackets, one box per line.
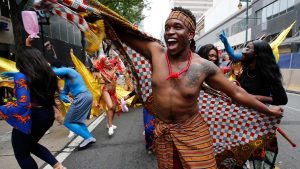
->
[11, 107, 58, 169]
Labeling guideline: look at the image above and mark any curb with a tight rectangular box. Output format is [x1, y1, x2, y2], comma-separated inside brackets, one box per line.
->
[286, 90, 300, 95]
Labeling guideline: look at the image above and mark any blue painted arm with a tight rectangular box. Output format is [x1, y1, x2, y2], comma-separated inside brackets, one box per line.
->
[52, 67, 71, 103]
[219, 30, 243, 61]
[59, 83, 70, 103]
[52, 67, 72, 77]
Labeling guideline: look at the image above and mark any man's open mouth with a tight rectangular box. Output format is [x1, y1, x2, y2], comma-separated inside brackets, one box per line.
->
[167, 38, 178, 48]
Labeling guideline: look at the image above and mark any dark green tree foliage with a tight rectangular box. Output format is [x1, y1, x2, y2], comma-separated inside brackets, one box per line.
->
[98, 0, 148, 24]
[9, 0, 28, 54]
[8, 0, 35, 56]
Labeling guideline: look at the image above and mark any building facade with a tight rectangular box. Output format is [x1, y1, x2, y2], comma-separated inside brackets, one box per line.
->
[0, 0, 14, 57]
[197, 0, 299, 50]
[196, 0, 300, 92]
[195, 0, 246, 50]
[0, 1, 85, 66]
[251, 0, 298, 51]
[172, 0, 214, 21]
[33, 13, 84, 66]
[196, 0, 253, 49]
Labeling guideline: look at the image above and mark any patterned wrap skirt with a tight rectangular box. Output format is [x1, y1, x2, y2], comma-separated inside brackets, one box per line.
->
[154, 112, 217, 169]
[64, 91, 92, 123]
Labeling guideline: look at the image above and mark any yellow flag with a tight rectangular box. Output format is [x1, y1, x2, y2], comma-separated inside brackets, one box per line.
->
[0, 57, 18, 88]
[0, 80, 14, 88]
[0, 57, 18, 73]
[270, 21, 296, 63]
[70, 52, 103, 117]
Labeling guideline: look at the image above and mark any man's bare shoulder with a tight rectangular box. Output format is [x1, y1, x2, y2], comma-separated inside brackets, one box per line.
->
[191, 53, 219, 76]
[149, 42, 165, 59]
[149, 42, 165, 53]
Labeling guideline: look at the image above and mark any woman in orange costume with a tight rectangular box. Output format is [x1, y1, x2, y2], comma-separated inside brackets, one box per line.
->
[95, 57, 122, 135]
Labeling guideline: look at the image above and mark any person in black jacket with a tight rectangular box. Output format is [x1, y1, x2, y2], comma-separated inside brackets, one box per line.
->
[240, 40, 288, 105]
[237, 40, 288, 168]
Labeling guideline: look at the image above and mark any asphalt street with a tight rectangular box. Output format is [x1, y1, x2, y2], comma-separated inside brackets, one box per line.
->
[276, 93, 300, 169]
[62, 107, 157, 169]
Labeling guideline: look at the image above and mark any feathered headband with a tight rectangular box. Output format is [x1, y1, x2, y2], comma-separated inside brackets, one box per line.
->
[95, 57, 123, 74]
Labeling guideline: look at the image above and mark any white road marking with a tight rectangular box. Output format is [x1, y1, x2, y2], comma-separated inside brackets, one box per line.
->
[43, 113, 106, 169]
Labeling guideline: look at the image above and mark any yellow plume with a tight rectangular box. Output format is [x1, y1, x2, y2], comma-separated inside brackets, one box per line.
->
[0, 57, 18, 73]
[116, 85, 134, 105]
[270, 21, 296, 63]
[85, 19, 105, 54]
[0, 57, 18, 88]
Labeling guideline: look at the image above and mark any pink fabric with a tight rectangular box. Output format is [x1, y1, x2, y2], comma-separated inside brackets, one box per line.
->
[22, 11, 40, 38]
[121, 98, 128, 112]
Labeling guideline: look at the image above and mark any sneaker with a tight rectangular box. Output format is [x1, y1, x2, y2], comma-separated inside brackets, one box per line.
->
[79, 137, 96, 148]
[108, 127, 114, 136]
[68, 131, 75, 138]
[90, 137, 96, 142]
[106, 124, 117, 130]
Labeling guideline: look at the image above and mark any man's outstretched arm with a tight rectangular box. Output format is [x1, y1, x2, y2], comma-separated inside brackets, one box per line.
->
[117, 32, 164, 61]
[203, 61, 283, 116]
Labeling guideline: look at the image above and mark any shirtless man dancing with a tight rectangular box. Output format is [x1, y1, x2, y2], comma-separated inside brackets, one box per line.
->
[118, 7, 283, 169]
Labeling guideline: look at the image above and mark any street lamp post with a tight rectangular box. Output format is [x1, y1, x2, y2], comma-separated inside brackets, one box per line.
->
[246, 0, 249, 43]
[36, 11, 50, 56]
[239, 0, 251, 43]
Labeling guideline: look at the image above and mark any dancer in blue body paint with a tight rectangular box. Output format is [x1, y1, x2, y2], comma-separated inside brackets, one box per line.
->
[51, 54, 96, 149]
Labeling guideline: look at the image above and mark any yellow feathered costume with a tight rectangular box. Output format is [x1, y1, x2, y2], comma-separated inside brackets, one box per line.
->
[70, 51, 134, 117]
[0, 57, 18, 88]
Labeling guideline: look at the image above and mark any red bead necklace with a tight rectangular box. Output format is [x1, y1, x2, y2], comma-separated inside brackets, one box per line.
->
[165, 51, 192, 80]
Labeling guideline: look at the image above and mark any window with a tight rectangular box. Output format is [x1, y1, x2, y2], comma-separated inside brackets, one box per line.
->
[240, 19, 246, 31]
[273, 1, 279, 17]
[266, 4, 273, 20]
[231, 24, 238, 35]
[43, 25, 51, 37]
[0, 0, 10, 18]
[60, 20, 68, 42]
[262, 8, 267, 23]
[74, 28, 81, 46]
[288, 0, 294, 8]
[224, 28, 229, 37]
[67, 22, 75, 44]
[247, 8, 252, 16]
[230, 19, 248, 35]
[255, 0, 293, 25]
[50, 16, 60, 40]
[256, 10, 262, 25]
[279, 0, 287, 13]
